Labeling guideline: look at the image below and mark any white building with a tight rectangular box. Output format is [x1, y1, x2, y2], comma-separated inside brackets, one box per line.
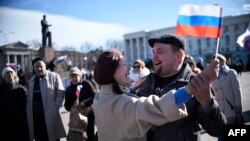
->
[123, 13, 250, 68]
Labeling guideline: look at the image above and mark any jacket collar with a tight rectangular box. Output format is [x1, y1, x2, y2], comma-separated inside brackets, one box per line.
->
[218, 64, 230, 79]
[173, 63, 194, 83]
[100, 84, 130, 95]
[139, 63, 193, 96]
[100, 84, 114, 95]
[221, 64, 230, 73]
[30, 71, 49, 82]
[153, 63, 193, 84]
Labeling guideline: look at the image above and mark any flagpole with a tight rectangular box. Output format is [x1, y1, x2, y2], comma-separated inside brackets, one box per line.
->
[214, 3, 223, 60]
[215, 37, 220, 59]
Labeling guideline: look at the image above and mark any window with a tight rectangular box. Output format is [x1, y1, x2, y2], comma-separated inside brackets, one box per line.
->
[234, 24, 240, 32]
[225, 35, 230, 46]
[223, 26, 229, 33]
[235, 34, 239, 47]
[197, 39, 202, 54]
[188, 40, 193, 53]
[245, 23, 249, 29]
[206, 38, 211, 48]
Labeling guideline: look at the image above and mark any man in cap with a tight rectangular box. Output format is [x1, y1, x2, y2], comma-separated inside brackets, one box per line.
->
[138, 35, 226, 141]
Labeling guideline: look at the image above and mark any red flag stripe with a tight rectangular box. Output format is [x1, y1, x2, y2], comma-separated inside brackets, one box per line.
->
[176, 24, 221, 38]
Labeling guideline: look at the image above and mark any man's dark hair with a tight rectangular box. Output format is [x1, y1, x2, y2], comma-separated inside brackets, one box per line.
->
[32, 57, 45, 67]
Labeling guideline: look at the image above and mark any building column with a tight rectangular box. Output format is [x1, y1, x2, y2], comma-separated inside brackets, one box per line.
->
[130, 39, 134, 62]
[21, 55, 25, 71]
[143, 37, 148, 59]
[14, 55, 17, 66]
[137, 37, 140, 59]
[125, 40, 129, 61]
[6, 54, 10, 64]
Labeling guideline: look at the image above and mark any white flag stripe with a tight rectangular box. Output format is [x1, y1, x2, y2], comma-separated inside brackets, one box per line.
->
[57, 55, 68, 61]
[237, 21, 250, 47]
[178, 4, 222, 17]
[237, 30, 250, 47]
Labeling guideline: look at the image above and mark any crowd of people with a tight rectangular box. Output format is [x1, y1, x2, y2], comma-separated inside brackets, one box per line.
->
[0, 34, 245, 141]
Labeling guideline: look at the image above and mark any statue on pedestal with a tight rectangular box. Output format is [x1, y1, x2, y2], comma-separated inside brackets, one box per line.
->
[39, 15, 55, 68]
[41, 15, 52, 47]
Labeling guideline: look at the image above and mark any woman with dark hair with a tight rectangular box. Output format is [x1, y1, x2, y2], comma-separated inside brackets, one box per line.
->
[92, 49, 219, 141]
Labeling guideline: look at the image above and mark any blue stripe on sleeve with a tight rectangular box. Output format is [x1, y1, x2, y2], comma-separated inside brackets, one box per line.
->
[177, 15, 222, 27]
[175, 87, 192, 107]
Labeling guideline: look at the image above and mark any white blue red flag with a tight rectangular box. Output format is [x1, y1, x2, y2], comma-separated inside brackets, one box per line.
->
[57, 55, 68, 62]
[176, 4, 223, 38]
[75, 85, 82, 97]
[237, 21, 250, 54]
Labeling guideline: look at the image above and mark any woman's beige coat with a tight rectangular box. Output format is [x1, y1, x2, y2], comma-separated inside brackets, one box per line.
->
[93, 84, 188, 141]
[27, 71, 66, 141]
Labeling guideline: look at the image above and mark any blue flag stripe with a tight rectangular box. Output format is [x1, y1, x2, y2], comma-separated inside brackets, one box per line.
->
[177, 15, 222, 27]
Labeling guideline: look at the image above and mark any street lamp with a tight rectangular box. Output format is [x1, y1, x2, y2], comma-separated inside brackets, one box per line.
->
[84, 56, 88, 69]
[0, 31, 15, 45]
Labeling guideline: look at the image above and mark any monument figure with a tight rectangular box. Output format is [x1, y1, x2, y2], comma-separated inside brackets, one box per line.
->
[39, 15, 55, 65]
[41, 15, 52, 47]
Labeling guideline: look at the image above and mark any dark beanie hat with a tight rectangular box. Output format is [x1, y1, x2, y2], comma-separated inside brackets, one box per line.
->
[148, 35, 185, 50]
[32, 57, 45, 66]
[94, 49, 122, 85]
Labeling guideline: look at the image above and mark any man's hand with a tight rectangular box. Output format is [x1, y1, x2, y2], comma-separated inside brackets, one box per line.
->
[201, 59, 219, 83]
[189, 74, 212, 108]
[185, 59, 219, 96]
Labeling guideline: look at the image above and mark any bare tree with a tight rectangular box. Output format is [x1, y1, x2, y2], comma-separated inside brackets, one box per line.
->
[26, 39, 57, 50]
[26, 39, 41, 49]
[106, 39, 123, 51]
[81, 42, 93, 52]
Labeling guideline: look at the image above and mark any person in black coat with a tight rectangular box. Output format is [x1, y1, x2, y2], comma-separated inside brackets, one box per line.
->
[64, 67, 97, 141]
[0, 67, 30, 141]
[17, 68, 26, 87]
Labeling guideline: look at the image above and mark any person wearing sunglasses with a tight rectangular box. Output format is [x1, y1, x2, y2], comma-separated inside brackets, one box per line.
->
[128, 59, 150, 94]
[185, 55, 201, 74]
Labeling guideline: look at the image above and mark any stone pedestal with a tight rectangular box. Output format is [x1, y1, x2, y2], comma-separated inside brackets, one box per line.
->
[38, 47, 55, 62]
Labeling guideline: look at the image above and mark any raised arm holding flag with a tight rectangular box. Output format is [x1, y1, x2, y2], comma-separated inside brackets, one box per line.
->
[136, 5, 226, 139]
[176, 4, 223, 58]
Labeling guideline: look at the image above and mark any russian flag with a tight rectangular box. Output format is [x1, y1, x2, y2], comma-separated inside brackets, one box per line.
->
[176, 4, 223, 38]
[237, 21, 250, 54]
[57, 55, 68, 62]
[75, 85, 82, 97]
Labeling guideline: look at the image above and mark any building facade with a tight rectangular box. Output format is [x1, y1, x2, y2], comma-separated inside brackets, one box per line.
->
[123, 13, 250, 68]
[0, 41, 33, 73]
